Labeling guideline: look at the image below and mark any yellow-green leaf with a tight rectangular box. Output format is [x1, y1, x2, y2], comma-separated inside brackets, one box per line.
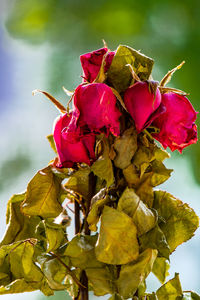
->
[65, 167, 91, 199]
[139, 224, 170, 259]
[91, 137, 114, 187]
[38, 255, 70, 290]
[114, 127, 137, 169]
[156, 273, 182, 300]
[154, 191, 199, 252]
[117, 249, 157, 299]
[123, 164, 140, 187]
[86, 266, 116, 296]
[108, 294, 123, 300]
[151, 160, 173, 187]
[9, 241, 43, 282]
[118, 188, 156, 236]
[152, 257, 170, 284]
[95, 206, 139, 265]
[47, 134, 57, 154]
[21, 166, 62, 218]
[64, 234, 103, 269]
[107, 45, 154, 93]
[87, 188, 110, 231]
[0, 279, 40, 294]
[0, 193, 40, 246]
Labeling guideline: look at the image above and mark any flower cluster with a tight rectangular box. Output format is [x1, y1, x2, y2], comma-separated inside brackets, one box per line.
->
[53, 46, 198, 168]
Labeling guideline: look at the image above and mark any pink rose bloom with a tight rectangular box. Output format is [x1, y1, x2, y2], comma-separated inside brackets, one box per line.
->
[152, 92, 198, 152]
[53, 112, 96, 168]
[80, 47, 115, 82]
[73, 83, 121, 136]
[124, 81, 162, 132]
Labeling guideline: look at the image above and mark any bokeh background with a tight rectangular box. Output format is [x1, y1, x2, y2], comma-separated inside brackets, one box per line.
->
[0, 0, 200, 299]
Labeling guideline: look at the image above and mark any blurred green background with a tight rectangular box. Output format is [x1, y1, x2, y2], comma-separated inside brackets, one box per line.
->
[0, 0, 200, 299]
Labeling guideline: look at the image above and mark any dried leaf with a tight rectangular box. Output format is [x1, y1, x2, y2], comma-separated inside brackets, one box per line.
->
[95, 206, 139, 264]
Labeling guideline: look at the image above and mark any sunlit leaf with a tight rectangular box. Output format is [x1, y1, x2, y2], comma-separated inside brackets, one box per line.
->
[108, 294, 123, 300]
[117, 188, 156, 235]
[0, 193, 40, 246]
[135, 173, 154, 207]
[95, 206, 139, 265]
[86, 266, 116, 296]
[113, 127, 137, 169]
[38, 255, 70, 290]
[0, 279, 40, 294]
[107, 45, 154, 93]
[151, 160, 173, 187]
[64, 234, 103, 269]
[156, 273, 182, 300]
[117, 249, 157, 299]
[87, 189, 110, 231]
[36, 220, 67, 252]
[64, 269, 80, 298]
[154, 191, 199, 252]
[21, 166, 62, 218]
[47, 134, 57, 154]
[152, 257, 170, 284]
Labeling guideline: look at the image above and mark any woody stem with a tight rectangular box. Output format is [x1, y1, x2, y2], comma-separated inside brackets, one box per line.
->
[74, 172, 96, 300]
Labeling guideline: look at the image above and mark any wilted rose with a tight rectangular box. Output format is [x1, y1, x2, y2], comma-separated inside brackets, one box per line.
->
[152, 92, 198, 152]
[124, 81, 162, 132]
[80, 47, 115, 82]
[53, 112, 96, 168]
[73, 83, 121, 136]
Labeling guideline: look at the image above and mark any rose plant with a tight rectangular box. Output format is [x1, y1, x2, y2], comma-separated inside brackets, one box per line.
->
[0, 44, 199, 300]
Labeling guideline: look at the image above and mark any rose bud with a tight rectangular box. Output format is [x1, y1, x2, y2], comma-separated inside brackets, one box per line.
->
[73, 83, 121, 136]
[124, 81, 162, 132]
[152, 92, 198, 152]
[53, 112, 96, 168]
[80, 47, 115, 82]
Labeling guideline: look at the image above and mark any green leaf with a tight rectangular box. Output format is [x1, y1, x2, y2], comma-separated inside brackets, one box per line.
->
[139, 224, 170, 259]
[47, 134, 57, 154]
[156, 273, 182, 300]
[87, 189, 110, 231]
[91, 137, 114, 187]
[118, 188, 156, 235]
[113, 127, 137, 169]
[86, 266, 116, 296]
[95, 206, 139, 265]
[117, 248, 157, 299]
[153, 191, 199, 252]
[107, 45, 154, 93]
[0, 193, 40, 246]
[21, 166, 63, 218]
[65, 167, 91, 199]
[64, 234, 103, 269]
[152, 257, 170, 284]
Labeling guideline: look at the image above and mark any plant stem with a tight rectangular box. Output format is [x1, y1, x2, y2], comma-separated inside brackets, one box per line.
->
[75, 172, 96, 300]
[74, 200, 80, 234]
